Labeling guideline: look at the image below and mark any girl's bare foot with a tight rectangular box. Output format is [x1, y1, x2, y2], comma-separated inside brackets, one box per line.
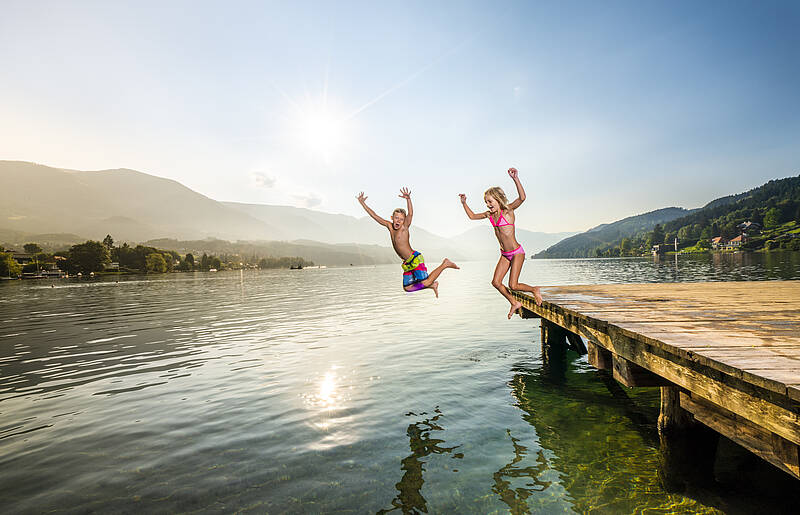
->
[533, 287, 543, 306]
[443, 258, 459, 269]
[508, 300, 522, 319]
[431, 281, 439, 298]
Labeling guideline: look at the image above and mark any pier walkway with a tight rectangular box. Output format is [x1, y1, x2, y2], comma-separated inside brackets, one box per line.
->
[513, 281, 800, 482]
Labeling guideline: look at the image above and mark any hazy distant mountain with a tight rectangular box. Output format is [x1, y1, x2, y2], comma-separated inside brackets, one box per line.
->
[0, 161, 283, 242]
[222, 201, 500, 261]
[144, 238, 396, 267]
[0, 228, 87, 251]
[0, 161, 575, 264]
[448, 226, 577, 261]
[535, 207, 695, 258]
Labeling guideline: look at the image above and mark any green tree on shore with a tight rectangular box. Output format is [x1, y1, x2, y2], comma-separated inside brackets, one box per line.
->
[650, 224, 665, 246]
[619, 238, 631, 256]
[764, 207, 781, 228]
[67, 241, 110, 274]
[103, 235, 114, 249]
[0, 252, 22, 277]
[23, 243, 44, 270]
[257, 256, 314, 268]
[145, 253, 167, 273]
[23, 243, 42, 254]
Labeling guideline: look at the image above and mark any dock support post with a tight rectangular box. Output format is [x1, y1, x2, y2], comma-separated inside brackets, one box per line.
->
[540, 319, 567, 347]
[541, 319, 587, 355]
[540, 319, 568, 382]
[657, 386, 719, 491]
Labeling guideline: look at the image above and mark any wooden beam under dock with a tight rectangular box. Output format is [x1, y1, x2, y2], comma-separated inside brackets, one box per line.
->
[512, 281, 800, 481]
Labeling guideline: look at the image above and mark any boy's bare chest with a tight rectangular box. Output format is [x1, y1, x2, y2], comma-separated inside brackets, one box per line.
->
[390, 227, 410, 242]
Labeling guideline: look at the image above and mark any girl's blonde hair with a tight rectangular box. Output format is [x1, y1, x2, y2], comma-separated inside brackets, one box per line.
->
[392, 208, 407, 217]
[484, 187, 509, 210]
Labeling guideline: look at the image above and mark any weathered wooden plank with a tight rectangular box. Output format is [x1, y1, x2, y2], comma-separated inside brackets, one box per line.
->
[579, 324, 800, 446]
[587, 341, 612, 370]
[515, 293, 794, 397]
[615, 321, 800, 334]
[788, 384, 800, 402]
[606, 325, 797, 396]
[512, 281, 800, 450]
[613, 355, 672, 387]
[681, 392, 800, 478]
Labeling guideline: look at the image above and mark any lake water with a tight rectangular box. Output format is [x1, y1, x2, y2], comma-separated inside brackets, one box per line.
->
[2, 252, 799, 513]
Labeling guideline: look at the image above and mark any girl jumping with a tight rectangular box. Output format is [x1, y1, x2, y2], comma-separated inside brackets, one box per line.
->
[459, 167, 543, 318]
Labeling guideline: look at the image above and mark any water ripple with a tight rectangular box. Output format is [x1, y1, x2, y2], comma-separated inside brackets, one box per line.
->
[1, 255, 799, 512]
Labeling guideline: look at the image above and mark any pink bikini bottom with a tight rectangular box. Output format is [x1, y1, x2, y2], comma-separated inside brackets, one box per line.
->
[501, 245, 525, 261]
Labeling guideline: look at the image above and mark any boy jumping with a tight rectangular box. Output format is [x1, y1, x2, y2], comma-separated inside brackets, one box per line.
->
[358, 188, 458, 297]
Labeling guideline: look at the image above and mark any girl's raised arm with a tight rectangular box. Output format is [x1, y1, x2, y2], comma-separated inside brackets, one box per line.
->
[459, 194, 488, 220]
[507, 168, 526, 210]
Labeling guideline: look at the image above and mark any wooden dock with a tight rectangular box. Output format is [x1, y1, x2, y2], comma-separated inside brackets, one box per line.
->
[513, 281, 800, 484]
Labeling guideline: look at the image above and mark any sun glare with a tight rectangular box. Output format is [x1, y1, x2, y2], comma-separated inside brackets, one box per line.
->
[288, 103, 351, 164]
[319, 370, 337, 408]
[302, 110, 347, 160]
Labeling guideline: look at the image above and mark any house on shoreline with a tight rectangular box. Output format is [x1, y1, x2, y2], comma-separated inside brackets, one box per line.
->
[726, 235, 745, 250]
[737, 221, 761, 235]
[11, 252, 33, 265]
[709, 235, 747, 251]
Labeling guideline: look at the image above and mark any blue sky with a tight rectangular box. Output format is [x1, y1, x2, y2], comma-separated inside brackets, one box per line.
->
[1, 1, 798, 236]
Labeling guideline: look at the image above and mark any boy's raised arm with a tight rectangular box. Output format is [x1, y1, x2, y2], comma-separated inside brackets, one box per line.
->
[399, 187, 413, 227]
[459, 194, 488, 220]
[357, 192, 391, 228]
[507, 167, 526, 209]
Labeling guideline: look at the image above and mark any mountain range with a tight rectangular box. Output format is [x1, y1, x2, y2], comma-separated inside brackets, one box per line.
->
[534, 207, 696, 258]
[535, 174, 800, 258]
[0, 161, 574, 264]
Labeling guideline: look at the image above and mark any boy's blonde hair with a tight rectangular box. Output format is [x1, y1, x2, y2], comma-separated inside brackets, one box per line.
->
[392, 208, 407, 217]
[484, 187, 509, 210]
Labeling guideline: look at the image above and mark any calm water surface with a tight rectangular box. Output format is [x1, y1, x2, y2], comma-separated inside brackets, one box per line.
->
[2, 252, 799, 513]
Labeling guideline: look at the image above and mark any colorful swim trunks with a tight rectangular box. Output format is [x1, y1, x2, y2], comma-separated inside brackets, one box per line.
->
[402, 251, 428, 291]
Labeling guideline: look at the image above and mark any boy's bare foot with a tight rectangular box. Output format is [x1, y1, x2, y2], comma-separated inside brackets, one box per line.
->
[430, 280, 439, 298]
[533, 287, 543, 306]
[508, 300, 522, 319]
[443, 258, 459, 269]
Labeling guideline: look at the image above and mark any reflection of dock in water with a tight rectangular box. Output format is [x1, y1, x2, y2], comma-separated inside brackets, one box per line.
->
[508, 357, 667, 513]
[377, 407, 463, 514]
[513, 281, 800, 485]
[492, 429, 552, 514]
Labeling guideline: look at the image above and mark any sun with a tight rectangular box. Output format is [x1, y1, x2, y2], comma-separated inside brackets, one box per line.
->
[300, 109, 347, 162]
[284, 95, 352, 164]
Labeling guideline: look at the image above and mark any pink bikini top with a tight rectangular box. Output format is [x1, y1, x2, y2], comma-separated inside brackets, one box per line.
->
[489, 212, 514, 227]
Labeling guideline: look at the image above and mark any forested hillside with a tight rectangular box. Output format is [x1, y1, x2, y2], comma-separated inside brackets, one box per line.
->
[535, 175, 800, 258]
[662, 176, 800, 241]
[534, 208, 693, 258]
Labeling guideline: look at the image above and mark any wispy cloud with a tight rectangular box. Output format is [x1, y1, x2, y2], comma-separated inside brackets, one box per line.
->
[294, 192, 323, 208]
[251, 171, 276, 188]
